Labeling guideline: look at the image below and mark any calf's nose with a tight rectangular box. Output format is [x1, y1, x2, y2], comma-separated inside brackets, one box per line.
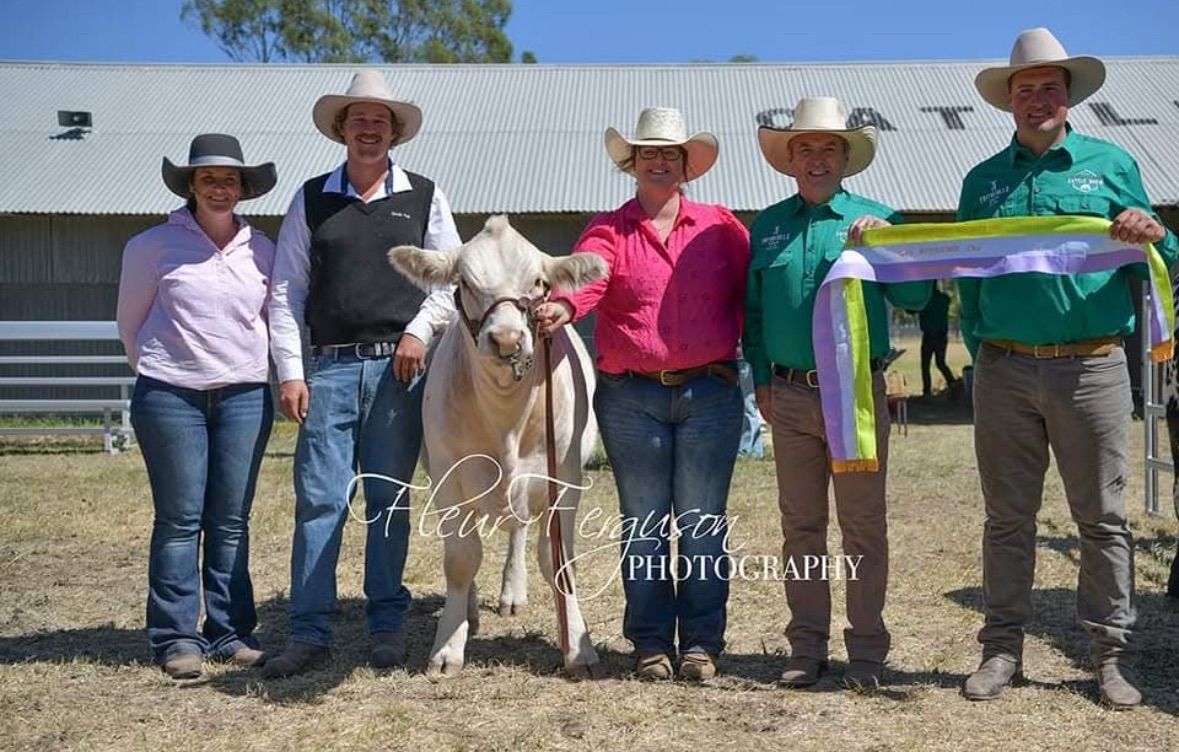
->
[489, 328, 523, 357]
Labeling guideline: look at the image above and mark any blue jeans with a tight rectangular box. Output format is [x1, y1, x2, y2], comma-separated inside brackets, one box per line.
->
[289, 353, 424, 646]
[594, 370, 742, 656]
[130, 376, 272, 663]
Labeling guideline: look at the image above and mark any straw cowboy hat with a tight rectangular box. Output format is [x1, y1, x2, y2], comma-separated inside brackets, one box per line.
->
[312, 69, 423, 146]
[604, 107, 719, 181]
[757, 97, 876, 177]
[975, 27, 1105, 111]
[161, 133, 276, 200]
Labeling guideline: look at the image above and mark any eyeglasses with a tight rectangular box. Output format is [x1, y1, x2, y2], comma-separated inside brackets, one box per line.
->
[635, 146, 684, 161]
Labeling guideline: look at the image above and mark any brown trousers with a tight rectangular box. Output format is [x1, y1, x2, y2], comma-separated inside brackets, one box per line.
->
[771, 371, 891, 663]
[973, 344, 1134, 660]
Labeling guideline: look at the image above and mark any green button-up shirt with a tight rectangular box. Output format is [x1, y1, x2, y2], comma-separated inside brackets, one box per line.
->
[744, 190, 931, 385]
[956, 127, 1178, 359]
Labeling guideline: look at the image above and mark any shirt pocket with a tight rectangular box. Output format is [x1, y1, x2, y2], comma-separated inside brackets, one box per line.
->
[1053, 194, 1115, 220]
[750, 252, 790, 277]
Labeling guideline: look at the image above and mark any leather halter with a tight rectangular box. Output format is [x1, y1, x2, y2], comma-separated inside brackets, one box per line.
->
[453, 283, 551, 381]
[453, 285, 549, 343]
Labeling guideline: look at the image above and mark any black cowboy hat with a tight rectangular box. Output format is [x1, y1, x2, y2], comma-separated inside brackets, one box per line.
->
[161, 133, 277, 200]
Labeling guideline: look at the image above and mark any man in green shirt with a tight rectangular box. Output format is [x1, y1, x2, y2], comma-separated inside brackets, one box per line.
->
[744, 97, 930, 690]
[957, 28, 1177, 709]
[917, 285, 957, 397]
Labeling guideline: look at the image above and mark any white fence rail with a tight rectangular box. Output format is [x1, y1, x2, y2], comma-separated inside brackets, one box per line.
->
[1142, 291, 1174, 516]
[0, 321, 133, 453]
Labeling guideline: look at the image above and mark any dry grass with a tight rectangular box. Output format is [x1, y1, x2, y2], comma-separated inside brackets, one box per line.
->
[2, 400, 1179, 751]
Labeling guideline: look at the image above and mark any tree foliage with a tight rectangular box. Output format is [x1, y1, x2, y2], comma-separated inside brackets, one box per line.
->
[181, 0, 514, 63]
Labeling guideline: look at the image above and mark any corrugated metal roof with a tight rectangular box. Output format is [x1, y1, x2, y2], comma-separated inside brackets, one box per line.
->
[1, 59, 1177, 216]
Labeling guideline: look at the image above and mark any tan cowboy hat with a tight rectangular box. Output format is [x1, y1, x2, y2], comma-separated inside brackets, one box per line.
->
[604, 108, 718, 181]
[975, 27, 1105, 111]
[757, 97, 876, 177]
[312, 69, 423, 146]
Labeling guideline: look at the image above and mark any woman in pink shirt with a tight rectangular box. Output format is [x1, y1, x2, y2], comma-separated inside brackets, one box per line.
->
[538, 108, 750, 682]
[116, 134, 277, 680]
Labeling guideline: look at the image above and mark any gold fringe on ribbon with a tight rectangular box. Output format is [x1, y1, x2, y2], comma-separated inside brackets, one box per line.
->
[831, 459, 881, 474]
[1151, 341, 1175, 364]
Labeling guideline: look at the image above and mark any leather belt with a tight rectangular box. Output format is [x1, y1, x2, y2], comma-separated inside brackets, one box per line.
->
[773, 359, 883, 389]
[983, 337, 1121, 359]
[628, 361, 739, 387]
[310, 341, 398, 359]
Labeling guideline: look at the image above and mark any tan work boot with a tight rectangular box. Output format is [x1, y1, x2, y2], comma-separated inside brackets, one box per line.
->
[370, 630, 407, 669]
[843, 659, 883, 690]
[778, 656, 827, 688]
[963, 655, 1020, 700]
[260, 642, 331, 679]
[231, 646, 267, 668]
[162, 651, 203, 680]
[635, 653, 673, 681]
[1095, 658, 1141, 709]
[678, 652, 717, 682]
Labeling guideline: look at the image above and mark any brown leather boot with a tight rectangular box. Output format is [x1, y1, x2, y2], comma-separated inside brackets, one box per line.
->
[231, 646, 267, 668]
[162, 651, 203, 680]
[963, 655, 1020, 700]
[1096, 657, 1141, 709]
[778, 656, 827, 688]
[635, 653, 673, 681]
[678, 652, 717, 682]
[843, 659, 883, 690]
[260, 642, 331, 679]
[370, 630, 407, 669]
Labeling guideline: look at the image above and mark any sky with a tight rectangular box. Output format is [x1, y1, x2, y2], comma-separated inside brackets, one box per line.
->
[0, 0, 1175, 64]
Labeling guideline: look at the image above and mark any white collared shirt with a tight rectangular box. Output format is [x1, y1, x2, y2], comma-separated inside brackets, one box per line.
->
[268, 160, 460, 382]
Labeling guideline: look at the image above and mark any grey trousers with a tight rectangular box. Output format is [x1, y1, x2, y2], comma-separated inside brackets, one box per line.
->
[973, 343, 1135, 660]
[770, 371, 891, 663]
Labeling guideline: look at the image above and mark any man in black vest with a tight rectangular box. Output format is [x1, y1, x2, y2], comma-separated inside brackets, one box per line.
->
[263, 70, 460, 678]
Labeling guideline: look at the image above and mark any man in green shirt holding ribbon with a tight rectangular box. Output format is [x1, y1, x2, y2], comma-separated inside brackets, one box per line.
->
[957, 28, 1177, 708]
[744, 97, 930, 690]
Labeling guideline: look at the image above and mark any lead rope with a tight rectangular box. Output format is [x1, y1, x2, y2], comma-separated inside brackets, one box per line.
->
[543, 334, 572, 656]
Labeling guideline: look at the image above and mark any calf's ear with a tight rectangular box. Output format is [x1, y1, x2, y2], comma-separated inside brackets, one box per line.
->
[388, 246, 460, 290]
[543, 253, 608, 293]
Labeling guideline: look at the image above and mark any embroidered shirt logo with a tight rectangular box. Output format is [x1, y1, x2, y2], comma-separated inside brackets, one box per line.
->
[978, 179, 1009, 207]
[389, 210, 412, 220]
[1068, 170, 1104, 194]
[836, 228, 849, 244]
[761, 225, 787, 251]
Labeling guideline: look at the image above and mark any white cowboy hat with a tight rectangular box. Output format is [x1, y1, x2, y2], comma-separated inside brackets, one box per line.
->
[975, 27, 1105, 111]
[312, 69, 423, 146]
[604, 108, 718, 181]
[757, 97, 877, 178]
[161, 133, 276, 200]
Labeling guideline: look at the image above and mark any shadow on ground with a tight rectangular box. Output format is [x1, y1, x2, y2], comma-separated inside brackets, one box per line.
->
[898, 390, 974, 427]
[0, 622, 145, 666]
